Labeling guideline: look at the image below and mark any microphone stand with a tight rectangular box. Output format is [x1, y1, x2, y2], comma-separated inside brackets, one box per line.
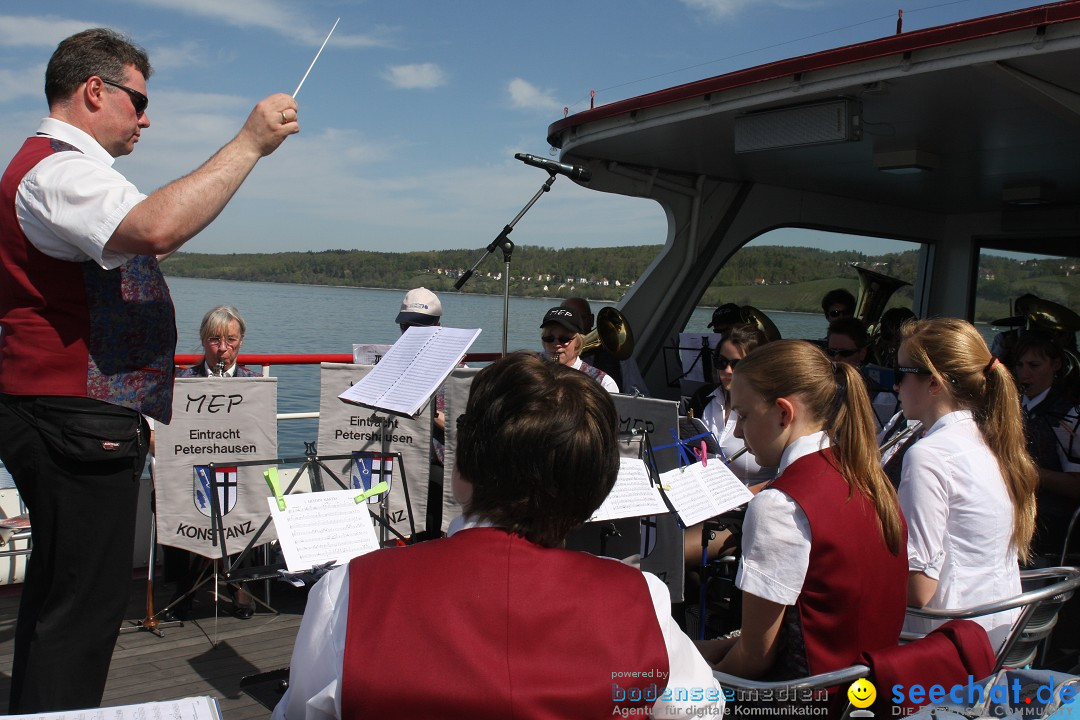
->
[455, 173, 557, 356]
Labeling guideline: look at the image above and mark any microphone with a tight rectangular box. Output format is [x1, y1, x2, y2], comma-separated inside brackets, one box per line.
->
[515, 153, 591, 182]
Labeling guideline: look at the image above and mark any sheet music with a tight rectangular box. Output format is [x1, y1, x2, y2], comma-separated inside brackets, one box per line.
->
[659, 461, 753, 527]
[352, 343, 393, 365]
[338, 326, 480, 416]
[5, 696, 222, 720]
[268, 490, 381, 572]
[589, 457, 669, 522]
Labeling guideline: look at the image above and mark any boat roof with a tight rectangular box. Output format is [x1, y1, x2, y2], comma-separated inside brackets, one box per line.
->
[547, 0, 1080, 221]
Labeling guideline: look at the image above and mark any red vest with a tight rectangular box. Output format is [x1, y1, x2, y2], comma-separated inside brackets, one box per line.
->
[769, 450, 908, 678]
[0, 136, 175, 421]
[341, 528, 670, 719]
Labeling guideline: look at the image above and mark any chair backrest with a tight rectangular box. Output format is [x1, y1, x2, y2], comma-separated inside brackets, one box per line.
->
[906, 566, 1080, 674]
[1061, 506, 1080, 566]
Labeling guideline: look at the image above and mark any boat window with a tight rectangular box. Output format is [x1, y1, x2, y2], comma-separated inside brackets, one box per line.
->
[682, 228, 923, 342]
[973, 247, 1080, 360]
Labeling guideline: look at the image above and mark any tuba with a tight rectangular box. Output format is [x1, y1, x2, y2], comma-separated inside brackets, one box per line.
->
[581, 306, 635, 361]
[854, 265, 911, 365]
[741, 305, 782, 342]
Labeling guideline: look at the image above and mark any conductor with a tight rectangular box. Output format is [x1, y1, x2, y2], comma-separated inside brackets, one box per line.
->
[0, 28, 297, 713]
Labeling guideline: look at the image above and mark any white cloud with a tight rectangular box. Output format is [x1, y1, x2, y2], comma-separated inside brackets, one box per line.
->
[0, 15, 101, 47]
[383, 63, 447, 90]
[0, 64, 47, 104]
[128, 0, 394, 48]
[507, 78, 561, 113]
[680, 0, 826, 21]
[149, 40, 219, 73]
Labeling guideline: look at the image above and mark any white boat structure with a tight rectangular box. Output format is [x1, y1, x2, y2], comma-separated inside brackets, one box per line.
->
[546, 1, 1080, 394]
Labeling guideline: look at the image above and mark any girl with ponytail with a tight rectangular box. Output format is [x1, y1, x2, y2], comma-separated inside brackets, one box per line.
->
[897, 318, 1037, 648]
[698, 340, 907, 680]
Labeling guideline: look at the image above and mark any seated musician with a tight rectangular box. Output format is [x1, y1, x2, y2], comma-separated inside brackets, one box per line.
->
[696, 340, 907, 680]
[162, 305, 259, 618]
[897, 318, 1036, 648]
[178, 305, 259, 378]
[1013, 331, 1080, 557]
[272, 352, 722, 719]
[539, 306, 620, 393]
[684, 324, 775, 567]
[821, 288, 856, 329]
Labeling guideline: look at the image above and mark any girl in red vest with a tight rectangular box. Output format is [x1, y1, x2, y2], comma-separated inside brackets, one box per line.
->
[698, 340, 908, 680]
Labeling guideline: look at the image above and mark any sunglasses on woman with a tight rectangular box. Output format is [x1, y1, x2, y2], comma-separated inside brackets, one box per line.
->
[541, 334, 574, 345]
[894, 366, 933, 383]
[713, 355, 740, 371]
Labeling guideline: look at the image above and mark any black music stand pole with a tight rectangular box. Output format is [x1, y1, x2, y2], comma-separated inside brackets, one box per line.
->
[455, 173, 557, 356]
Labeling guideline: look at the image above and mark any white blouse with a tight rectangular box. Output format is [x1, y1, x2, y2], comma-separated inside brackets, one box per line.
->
[899, 410, 1020, 650]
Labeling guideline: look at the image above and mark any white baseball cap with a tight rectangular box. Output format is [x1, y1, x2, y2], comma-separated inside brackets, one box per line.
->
[396, 287, 442, 326]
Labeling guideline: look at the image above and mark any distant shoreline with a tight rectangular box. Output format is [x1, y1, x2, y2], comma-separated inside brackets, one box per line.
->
[162, 273, 815, 315]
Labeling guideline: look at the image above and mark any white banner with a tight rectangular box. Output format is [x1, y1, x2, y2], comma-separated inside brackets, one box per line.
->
[154, 377, 278, 559]
[440, 367, 480, 531]
[317, 363, 432, 539]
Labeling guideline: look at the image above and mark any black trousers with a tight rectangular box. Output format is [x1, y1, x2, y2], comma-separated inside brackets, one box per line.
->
[0, 394, 149, 713]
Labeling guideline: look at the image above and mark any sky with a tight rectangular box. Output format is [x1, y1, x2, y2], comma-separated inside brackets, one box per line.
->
[0, 0, 1056, 256]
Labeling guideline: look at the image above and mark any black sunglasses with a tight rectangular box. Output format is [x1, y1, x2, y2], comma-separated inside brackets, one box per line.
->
[713, 355, 740, 371]
[895, 365, 933, 383]
[827, 309, 850, 319]
[826, 347, 862, 358]
[541, 334, 574, 345]
[101, 79, 148, 116]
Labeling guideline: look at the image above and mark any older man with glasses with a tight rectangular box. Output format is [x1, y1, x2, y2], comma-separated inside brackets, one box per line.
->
[0, 28, 298, 713]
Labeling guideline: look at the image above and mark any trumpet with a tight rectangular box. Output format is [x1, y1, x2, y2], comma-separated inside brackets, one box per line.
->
[581, 306, 635, 361]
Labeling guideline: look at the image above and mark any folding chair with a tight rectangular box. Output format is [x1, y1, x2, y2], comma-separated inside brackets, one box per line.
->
[0, 493, 32, 560]
[713, 619, 995, 719]
[903, 566, 1080, 673]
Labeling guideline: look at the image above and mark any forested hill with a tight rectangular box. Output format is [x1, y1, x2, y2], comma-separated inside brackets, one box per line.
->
[161, 245, 1074, 319]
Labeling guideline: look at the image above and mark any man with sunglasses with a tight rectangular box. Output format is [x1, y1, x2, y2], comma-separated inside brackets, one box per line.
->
[821, 287, 856, 326]
[0, 28, 298, 713]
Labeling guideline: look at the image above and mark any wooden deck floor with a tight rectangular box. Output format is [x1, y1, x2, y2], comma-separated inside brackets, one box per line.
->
[0, 576, 309, 719]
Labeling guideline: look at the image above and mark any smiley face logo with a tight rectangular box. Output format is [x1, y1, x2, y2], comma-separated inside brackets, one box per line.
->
[847, 679, 877, 709]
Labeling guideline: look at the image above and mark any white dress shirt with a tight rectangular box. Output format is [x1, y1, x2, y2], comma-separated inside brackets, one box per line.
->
[899, 410, 1020, 649]
[15, 118, 145, 270]
[736, 431, 830, 606]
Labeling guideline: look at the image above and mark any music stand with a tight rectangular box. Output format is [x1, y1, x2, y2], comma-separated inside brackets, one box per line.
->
[120, 490, 184, 637]
[155, 449, 415, 635]
[205, 449, 414, 583]
[663, 335, 716, 390]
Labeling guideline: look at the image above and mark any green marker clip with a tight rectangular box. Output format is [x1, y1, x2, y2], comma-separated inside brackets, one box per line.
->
[264, 467, 286, 510]
[355, 481, 388, 504]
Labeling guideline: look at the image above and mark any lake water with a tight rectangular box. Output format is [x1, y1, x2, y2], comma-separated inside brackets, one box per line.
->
[165, 276, 995, 456]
